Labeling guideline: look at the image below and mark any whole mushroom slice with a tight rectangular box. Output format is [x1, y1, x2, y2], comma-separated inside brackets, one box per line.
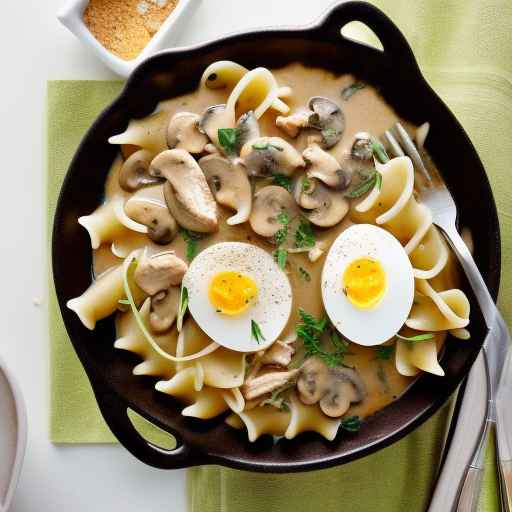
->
[319, 367, 366, 418]
[294, 178, 349, 228]
[303, 144, 352, 190]
[297, 357, 331, 404]
[150, 149, 218, 233]
[198, 104, 235, 147]
[124, 193, 178, 245]
[150, 287, 180, 333]
[297, 357, 366, 417]
[308, 97, 345, 149]
[240, 136, 305, 177]
[119, 149, 162, 192]
[166, 112, 208, 154]
[351, 132, 373, 161]
[199, 154, 252, 226]
[134, 250, 188, 297]
[250, 185, 299, 238]
[235, 111, 260, 154]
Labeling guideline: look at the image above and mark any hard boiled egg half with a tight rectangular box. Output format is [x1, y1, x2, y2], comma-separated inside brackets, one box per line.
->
[322, 224, 414, 346]
[182, 242, 292, 352]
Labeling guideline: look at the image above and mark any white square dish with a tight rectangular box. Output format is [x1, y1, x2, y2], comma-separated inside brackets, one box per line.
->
[57, 0, 199, 77]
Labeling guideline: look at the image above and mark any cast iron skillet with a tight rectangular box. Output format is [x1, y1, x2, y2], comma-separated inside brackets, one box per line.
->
[52, 1, 501, 472]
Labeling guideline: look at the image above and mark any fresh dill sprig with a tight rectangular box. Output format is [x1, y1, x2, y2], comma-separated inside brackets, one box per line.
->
[251, 319, 266, 344]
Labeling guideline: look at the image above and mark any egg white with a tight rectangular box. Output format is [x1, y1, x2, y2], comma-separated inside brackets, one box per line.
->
[183, 242, 292, 352]
[321, 224, 414, 346]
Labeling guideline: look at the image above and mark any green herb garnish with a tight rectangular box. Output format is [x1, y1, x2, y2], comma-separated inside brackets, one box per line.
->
[396, 333, 435, 343]
[341, 82, 366, 101]
[252, 142, 284, 152]
[345, 169, 382, 198]
[321, 127, 338, 142]
[218, 127, 239, 155]
[377, 363, 390, 392]
[296, 309, 346, 368]
[274, 247, 288, 270]
[177, 285, 189, 332]
[370, 137, 390, 164]
[181, 229, 198, 262]
[294, 218, 315, 249]
[299, 267, 311, 282]
[251, 319, 266, 344]
[118, 299, 130, 305]
[272, 173, 293, 192]
[301, 177, 312, 192]
[375, 345, 394, 361]
[340, 415, 362, 432]
[277, 211, 290, 225]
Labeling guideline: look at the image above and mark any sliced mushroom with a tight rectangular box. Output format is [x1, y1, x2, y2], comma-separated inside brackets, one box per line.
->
[261, 337, 296, 367]
[297, 357, 331, 405]
[276, 110, 310, 138]
[241, 369, 299, 401]
[134, 250, 188, 297]
[150, 149, 218, 233]
[351, 132, 373, 161]
[166, 112, 208, 154]
[235, 111, 260, 153]
[198, 104, 234, 147]
[149, 287, 180, 333]
[319, 367, 366, 418]
[297, 357, 366, 417]
[249, 185, 299, 238]
[308, 97, 345, 149]
[294, 178, 348, 228]
[303, 144, 351, 190]
[119, 149, 162, 192]
[199, 154, 252, 226]
[124, 194, 177, 244]
[240, 136, 305, 177]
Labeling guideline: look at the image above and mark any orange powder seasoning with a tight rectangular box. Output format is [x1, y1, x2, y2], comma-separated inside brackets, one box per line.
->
[83, 0, 179, 61]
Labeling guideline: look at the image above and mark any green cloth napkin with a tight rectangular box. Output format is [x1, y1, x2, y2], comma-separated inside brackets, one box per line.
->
[47, 0, 511, 510]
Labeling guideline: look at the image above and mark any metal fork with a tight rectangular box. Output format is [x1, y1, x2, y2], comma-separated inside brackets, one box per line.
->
[382, 123, 512, 512]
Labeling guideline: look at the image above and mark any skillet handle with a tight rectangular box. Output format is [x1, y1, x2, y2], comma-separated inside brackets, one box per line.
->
[94, 389, 201, 469]
[318, 0, 418, 70]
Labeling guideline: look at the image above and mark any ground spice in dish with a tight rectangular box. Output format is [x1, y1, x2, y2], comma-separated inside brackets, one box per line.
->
[83, 0, 179, 61]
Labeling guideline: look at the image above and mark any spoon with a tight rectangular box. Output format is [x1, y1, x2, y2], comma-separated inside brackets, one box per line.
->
[0, 356, 27, 512]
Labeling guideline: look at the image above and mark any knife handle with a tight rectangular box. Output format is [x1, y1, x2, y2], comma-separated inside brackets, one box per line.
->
[498, 459, 512, 512]
[456, 466, 485, 512]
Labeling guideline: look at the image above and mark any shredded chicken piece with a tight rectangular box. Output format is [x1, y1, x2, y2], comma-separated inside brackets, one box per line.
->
[261, 339, 296, 367]
[241, 369, 299, 401]
[276, 111, 310, 138]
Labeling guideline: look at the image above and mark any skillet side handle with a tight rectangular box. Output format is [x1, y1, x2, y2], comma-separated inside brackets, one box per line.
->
[317, 0, 419, 72]
[94, 389, 200, 470]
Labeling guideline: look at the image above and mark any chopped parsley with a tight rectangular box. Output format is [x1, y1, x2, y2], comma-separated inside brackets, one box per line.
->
[251, 319, 266, 344]
[396, 333, 435, 343]
[252, 142, 284, 151]
[294, 218, 316, 249]
[345, 169, 382, 198]
[181, 229, 199, 262]
[341, 415, 362, 432]
[370, 137, 390, 164]
[177, 286, 188, 332]
[218, 127, 239, 155]
[296, 309, 347, 368]
[374, 345, 394, 361]
[274, 248, 288, 270]
[301, 176, 312, 192]
[341, 82, 366, 101]
[298, 267, 311, 282]
[272, 173, 293, 192]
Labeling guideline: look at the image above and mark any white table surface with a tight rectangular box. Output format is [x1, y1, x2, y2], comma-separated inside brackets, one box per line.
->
[0, 0, 339, 510]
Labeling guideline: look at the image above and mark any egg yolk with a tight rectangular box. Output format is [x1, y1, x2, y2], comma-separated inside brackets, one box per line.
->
[208, 271, 258, 315]
[342, 257, 386, 309]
